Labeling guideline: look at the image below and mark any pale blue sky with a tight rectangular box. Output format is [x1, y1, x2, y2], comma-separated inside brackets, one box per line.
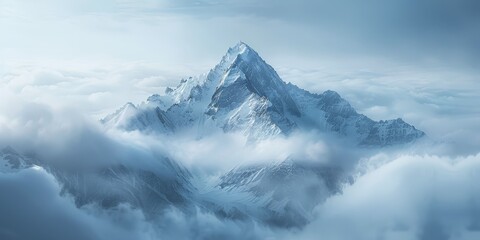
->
[1, 0, 479, 70]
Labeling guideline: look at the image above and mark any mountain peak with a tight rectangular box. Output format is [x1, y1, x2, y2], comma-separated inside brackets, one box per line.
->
[104, 42, 425, 145]
[209, 42, 302, 118]
[223, 42, 261, 65]
[230, 41, 253, 54]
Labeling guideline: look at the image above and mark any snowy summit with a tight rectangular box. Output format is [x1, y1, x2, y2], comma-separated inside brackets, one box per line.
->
[103, 42, 425, 145]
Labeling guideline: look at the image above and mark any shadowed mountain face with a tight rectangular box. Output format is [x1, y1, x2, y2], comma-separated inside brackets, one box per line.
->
[103, 42, 424, 145]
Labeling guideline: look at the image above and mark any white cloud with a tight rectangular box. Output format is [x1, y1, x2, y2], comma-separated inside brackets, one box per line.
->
[1, 1, 479, 238]
[1, 62, 480, 239]
[286, 154, 480, 240]
[0, 166, 158, 240]
[0, 62, 197, 118]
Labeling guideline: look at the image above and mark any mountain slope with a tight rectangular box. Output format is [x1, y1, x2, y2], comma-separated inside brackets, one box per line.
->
[1, 146, 196, 219]
[103, 42, 424, 145]
[98, 43, 426, 226]
[212, 158, 348, 227]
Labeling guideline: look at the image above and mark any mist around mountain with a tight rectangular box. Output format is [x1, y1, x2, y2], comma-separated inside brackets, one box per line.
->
[0, 43, 478, 240]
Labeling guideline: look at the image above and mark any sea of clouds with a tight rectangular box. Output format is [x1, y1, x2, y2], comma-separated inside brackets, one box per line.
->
[1, 59, 479, 240]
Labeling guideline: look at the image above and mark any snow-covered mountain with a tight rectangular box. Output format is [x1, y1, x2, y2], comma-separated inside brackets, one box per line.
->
[103, 42, 424, 145]
[207, 158, 349, 227]
[99, 43, 426, 227]
[1, 43, 427, 231]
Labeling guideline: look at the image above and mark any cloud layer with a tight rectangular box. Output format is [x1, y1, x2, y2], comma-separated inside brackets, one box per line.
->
[292, 153, 480, 240]
[1, 1, 479, 239]
[0, 167, 156, 240]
